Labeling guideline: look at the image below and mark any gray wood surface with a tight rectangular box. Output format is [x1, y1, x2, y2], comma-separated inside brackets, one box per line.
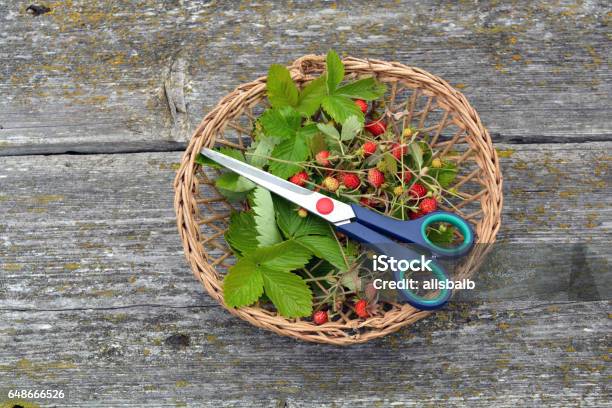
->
[1, 0, 610, 406]
[0, 143, 610, 406]
[1, 0, 611, 156]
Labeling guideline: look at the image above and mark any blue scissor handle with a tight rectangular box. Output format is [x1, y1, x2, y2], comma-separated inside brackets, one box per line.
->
[336, 221, 451, 310]
[349, 204, 475, 258]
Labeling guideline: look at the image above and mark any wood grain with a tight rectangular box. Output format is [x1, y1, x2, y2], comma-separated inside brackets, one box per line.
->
[0, 143, 609, 406]
[1, 0, 611, 155]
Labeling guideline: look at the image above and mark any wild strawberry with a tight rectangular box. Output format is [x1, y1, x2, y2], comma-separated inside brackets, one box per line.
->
[409, 182, 427, 198]
[359, 197, 372, 207]
[355, 299, 369, 318]
[393, 185, 404, 196]
[313, 310, 328, 325]
[355, 99, 368, 114]
[365, 120, 386, 136]
[431, 157, 443, 168]
[363, 141, 377, 156]
[390, 143, 408, 160]
[342, 173, 361, 189]
[419, 197, 437, 214]
[367, 168, 384, 188]
[402, 128, 413, 138]
[316, 150, 331, 167]
[323, 176, 339, 192]
[297, 208, 308, 218]
[402, 171, 413, 183]
[409, 210, 424, 220]
[289, 171, 308, 187]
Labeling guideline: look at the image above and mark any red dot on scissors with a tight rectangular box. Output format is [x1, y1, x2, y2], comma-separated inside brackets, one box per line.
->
[316, 197, 334, 215]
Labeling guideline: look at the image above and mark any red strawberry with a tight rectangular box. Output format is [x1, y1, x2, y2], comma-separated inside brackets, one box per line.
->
[409, 210, 424, 220]
[355, 299, 369, 318]
[359, 197, 372, 207]
[323, 176, 339, 192]
[419, 197, 437, 214]
[342, 173, 361, 189]
[391, 143, 408, 160]
[316, 150, 331, 167]
[367, 168, 385, 188]
[313, 310, 328, 325]
[409, 182, 427, 198]
[289, 171, 308, 187]
[365, 120, 386, 137]
[402, 171, 413, 183]
[363, 141, 377, 156]
[355, 99, 368, 113]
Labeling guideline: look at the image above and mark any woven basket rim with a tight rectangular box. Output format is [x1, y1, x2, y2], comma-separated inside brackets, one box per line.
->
[174, 54, 503, 345]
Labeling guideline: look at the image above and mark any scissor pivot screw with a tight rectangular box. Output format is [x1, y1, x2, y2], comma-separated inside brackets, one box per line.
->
[316, 197, 334, 215]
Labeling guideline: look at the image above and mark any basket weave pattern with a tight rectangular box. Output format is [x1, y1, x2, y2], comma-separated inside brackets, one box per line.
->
[174, 55, 503, 345]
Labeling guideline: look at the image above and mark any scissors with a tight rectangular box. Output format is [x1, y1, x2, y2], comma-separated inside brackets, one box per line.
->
[202, 148, 475, 310]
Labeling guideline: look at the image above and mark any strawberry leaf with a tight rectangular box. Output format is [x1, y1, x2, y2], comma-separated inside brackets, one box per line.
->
[249, 136, 279, 168]
[251, 187, 282, 246]
[261, 267, 313, 317]
[427, 225, 456, 245]
[326, 50, 344, 94]
[430, 161, 457, 188]
[316, 122, 340, 140]
[267, 64, 299, 108]
[260, 106, 301, 139]
[296, 75, 327, 117]
[340, 115, 362, 141]
[275, 198, 332, 239]
[335, 77, 387, 100]
[321, 94, 364, 124]
[257, 240, 313, 271]
[296, 235, 347, 271]
[225, 211, 259, 256]
[215, 172, 256, 196]
[267, 134, 309, 179]
[223, 258, 264, 308]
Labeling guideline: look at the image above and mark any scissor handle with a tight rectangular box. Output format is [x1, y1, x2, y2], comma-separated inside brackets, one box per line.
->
[349, 204, 475, 258]
[336, 221, 451, 310]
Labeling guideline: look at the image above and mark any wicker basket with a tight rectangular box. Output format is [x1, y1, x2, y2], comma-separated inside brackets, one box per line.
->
[174, 55, 503, 345]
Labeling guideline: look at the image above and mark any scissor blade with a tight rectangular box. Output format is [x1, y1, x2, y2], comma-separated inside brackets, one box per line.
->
[201, 148, 356, 225]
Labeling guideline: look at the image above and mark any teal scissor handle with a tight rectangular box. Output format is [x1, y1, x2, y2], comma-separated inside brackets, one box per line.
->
[336, 221, 451, 310]
[348, 205, 475, 258]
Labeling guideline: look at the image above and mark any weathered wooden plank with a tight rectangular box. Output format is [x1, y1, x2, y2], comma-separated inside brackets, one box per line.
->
[1, 1, 611, 155]
[0, 143, 609, 311]
[0, 143, 609, 405]
[0, 301, 609, 407]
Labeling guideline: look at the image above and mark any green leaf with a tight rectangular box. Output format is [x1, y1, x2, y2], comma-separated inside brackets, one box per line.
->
[223, 258, 264, 308]
[316, 122, 340, 140]
[335, 77, 387, 100]
[427, 225, 456, 245]
[409, 142, 424, 169]
[195, 147, 245, 169]
[326, 50, 344, 93]
[259, 106, 301, 139]
[297, 123, 319, 141]
[258, 240, 313, 271]
[215, 172, 256, 193]
[267, 135, 309, 179]
[296, 235, 347, 270]
[377, 152, 398, 174]
[251, 187, 282, 246]
[249, 136, 279, 168]
[275, 198, 332, 239]
[431, 162, 457, 188]
[340, 115, 362, 141]
[267, 64, 299, 108]
[321, 94, 364, 124]
[296, 75, 327, 117]
[225, 211, 259, 256]
[261, 267, 313, 317]
[308, 133, 328, 157]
